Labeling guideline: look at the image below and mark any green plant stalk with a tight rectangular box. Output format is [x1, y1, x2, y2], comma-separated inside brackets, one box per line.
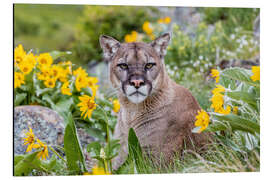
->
[97, 104, 110, 143]
[48, 146, 67, 163]
[96, 104, 112, 171]
[103, 159, 109, 173]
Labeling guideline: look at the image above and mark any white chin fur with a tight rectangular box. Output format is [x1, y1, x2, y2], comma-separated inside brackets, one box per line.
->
[126, 85, 148, 104]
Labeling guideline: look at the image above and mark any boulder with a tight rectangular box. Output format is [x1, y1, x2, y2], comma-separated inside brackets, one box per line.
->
[14, 105, 96, 168]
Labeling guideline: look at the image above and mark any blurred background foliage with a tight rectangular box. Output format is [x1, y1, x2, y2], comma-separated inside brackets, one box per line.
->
[14, 4, 260, 109]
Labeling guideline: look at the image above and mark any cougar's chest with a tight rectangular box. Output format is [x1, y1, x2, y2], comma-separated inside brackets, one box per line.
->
[122, 104, 172, 148]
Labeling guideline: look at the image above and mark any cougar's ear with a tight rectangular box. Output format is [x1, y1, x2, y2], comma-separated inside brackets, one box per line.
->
[150, 33, 171, 58]
[99, 35, 120, 61]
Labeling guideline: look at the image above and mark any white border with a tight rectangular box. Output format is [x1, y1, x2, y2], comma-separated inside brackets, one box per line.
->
[2, 0, 270, 180]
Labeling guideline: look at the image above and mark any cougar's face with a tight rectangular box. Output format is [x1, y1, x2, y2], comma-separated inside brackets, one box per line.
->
[100, 33, 170, 104]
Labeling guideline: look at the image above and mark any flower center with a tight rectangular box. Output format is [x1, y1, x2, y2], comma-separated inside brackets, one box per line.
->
[87, 100, 95, 109]
[23, 67, 28, 72]
[29, 135, 34, 143]
[40, 58, 47, 64]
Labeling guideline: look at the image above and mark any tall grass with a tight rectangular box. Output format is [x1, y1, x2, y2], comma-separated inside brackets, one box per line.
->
[117, 133, 259, 174]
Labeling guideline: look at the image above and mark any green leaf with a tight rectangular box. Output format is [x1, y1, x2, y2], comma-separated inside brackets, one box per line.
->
[226, 91, 258, 106]
[87, 141, 102, 157]
[42, 94, 55, 107]
[204, 120, 230, 132]
[127, 128, 143, 172]
[14, 151, 39, 176]
[35, 85, 52, 97]
[105, 139, 120, 160]
[15, 93, 27, 106]
[14, 155, 24, 166]
[221, 67, 259, 87]
[41, 154, 64, 172]
[49, 50, 72, 60]
[212, 113, 260, 134]
[76, 121, 106, 142]
[64, 115, 86, 174]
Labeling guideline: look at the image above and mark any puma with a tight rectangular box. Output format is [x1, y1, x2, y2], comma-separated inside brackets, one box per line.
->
[100, 33, 211, 170]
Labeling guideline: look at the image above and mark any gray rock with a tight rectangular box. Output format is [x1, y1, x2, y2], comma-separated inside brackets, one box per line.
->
[14, 105, 96, 169]
[14, 105, 65, 155]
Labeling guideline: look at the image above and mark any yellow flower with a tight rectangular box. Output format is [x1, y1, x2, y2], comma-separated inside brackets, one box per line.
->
[87, 76, 98, 87]
[212, 85, 225, 95]
[24, 52, 37, 67]
[218, 105, 231, 115]
[92, 166, 111, 175]
[233, 106, 238, 114]
[250, 66, 260, 82]
[113, 99, 120, 113]
[90, 84, 99, 97]
[73, 67, 88, 77]
[194, 109, 210, 133]
[44, 78, 56, 88]
[211, 69, 220, 83]
[75, 75, 88, 92]
[23, 127, 36, 152]
[50, 65, 63, 79]
[210, 85, 229, 114]
[83, 172, 91, 175]
[14, 72, 25, 88]
[142, 21, 153, 35]
[14, 44, 26, 65]
[163, 16, 171, 24]
[149, 34, 155, 40]
[77, 95, 97, 119]
[37, 72, 49, 81]
[35, 139, 49, 160]
[61, 81, 72, 96]
[157, 18, 164, 24]
[37, 53, 53, 67]
[210, 93, 224, 112]
[18, 54, 36, 75]
[125, 31, 138, 43]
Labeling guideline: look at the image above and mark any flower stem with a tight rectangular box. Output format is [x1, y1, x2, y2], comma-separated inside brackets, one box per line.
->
[48, 146, 66, 163]
[96, 104, 112, 171]
[97, 104, 110, 143]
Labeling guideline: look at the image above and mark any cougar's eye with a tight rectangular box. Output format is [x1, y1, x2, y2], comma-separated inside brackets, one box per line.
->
[145, 63, 156, 70]
[117, 63, 128, 70]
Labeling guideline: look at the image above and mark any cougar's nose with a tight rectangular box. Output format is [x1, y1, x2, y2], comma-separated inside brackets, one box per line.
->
[130, 79, 145, 89]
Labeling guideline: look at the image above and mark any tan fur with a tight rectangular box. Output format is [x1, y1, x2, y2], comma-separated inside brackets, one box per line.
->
[100, 34, 211, 170]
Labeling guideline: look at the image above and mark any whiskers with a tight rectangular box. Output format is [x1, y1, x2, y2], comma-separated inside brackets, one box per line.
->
[105, 87, 121, 98]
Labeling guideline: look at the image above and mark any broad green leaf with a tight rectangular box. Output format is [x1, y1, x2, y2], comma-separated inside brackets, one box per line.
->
[221, 67, 259, 87]
[212, 113, 260, 134]
[14, 155, 24, 166]
[14, 151, 39, 176]
[64, 115, 86, 174]
[226, 91, 258, 107]
[15, 93, 27, 106]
